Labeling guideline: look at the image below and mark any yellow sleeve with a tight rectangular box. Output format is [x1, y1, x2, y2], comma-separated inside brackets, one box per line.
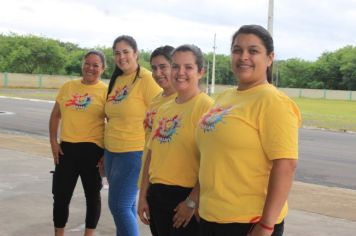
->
[56, 82, 69, 103]
[259, 96, 302, 160]
[142, 75, 162, 106]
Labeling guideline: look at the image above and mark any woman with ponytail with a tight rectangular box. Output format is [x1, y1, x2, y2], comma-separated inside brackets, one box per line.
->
[104, 35, 161, 236]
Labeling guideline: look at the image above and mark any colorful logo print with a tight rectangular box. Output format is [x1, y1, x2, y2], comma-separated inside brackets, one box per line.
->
[143, 109, 157, 131]
[65, 93, 92, 110]
[199, 105, 232, 132]
[153, 115, 181, 143]
[107, 85, 129, 103]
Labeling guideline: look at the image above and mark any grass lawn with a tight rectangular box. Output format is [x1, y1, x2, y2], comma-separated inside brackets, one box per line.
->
[0, 88, 57, 100]
[1, 88, 356, 132]
[293, 98, 356, 132]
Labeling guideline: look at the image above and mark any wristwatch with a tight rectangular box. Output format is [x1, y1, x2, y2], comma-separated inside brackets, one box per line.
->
[185, 196, 196, 209]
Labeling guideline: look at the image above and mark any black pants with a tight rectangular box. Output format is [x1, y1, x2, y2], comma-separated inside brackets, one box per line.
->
[52, 142, 103, 228]
[199, 218, 284, 236]
[147, 183, 199, 236]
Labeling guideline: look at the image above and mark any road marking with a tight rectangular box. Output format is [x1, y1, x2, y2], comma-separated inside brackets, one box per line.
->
[0, 111, 15, 115]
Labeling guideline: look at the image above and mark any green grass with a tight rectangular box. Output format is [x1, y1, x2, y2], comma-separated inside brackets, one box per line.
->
[0, 88, 57, 100]
[1, 88, 356, 132]
[293, 98, 356, 132]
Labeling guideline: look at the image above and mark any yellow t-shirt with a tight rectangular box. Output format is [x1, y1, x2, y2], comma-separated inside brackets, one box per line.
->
[138, 92, 177, 187]
[197, 84, 301, 224]
[148, 92, 213, 188]
[56, 79, 107, 148]
[104, 67, 162, 152]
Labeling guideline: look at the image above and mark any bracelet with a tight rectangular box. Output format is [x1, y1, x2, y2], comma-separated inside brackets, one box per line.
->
[259, 222, 274, 231]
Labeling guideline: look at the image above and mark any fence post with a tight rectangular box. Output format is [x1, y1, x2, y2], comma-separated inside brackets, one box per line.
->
[3, 72, 9, 87]
[37, 74, 43, 88]
[323, 89, 327, 99]
[299, 88, 302, 98]
[349, 90, 352, 101]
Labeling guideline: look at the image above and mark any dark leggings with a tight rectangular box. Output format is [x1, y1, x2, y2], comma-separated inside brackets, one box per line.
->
[147, 183, 199, 236]
[52, 142, 103, 228]
[199, 218, 284, 236]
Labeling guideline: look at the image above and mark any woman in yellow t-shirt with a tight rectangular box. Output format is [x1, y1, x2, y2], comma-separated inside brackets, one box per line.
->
[138, 44, 213, 236]
[138, 45, 176, 187]
[104, 35, 161, 236]
[49, 50, 107, 236]
[139, 45, 176, 236]
[197, 25, 301, 236]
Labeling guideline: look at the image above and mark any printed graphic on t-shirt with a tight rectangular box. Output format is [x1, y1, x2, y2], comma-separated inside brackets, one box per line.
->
[152, 115, 181, 143]
[199, 105, 232, 132]
[143, 109, 157, 131]
[107, 85, 129, 103]
[65, 93, 92, 110]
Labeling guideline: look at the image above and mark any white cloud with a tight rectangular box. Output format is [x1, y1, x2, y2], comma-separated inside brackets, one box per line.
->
[0, 0, 355, 61]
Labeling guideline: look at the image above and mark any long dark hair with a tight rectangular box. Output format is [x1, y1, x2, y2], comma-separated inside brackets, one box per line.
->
[107, 35, 140, 97]
[231, 25, 274, 83]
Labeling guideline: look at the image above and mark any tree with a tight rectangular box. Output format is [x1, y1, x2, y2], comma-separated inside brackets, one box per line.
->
[277, 59, 313, 88]
[205, 53, 235, 85]
[1, 33, 355, 90]
[339, 46, 356, 90]
[0, 34, 67, 74]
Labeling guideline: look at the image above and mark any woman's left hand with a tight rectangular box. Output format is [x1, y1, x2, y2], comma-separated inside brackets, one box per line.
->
[172, 201, 195, 228]
[247, 223, 273, 236]
[96, 157, 105, 177]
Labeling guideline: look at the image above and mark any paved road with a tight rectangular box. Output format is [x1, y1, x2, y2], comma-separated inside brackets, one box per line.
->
[1, 97, 356, 190]
[297, 128, 356, 189]
[1, 96, 356, 236]
[1, 146, 355, 236]
[0, 97, 53, 136]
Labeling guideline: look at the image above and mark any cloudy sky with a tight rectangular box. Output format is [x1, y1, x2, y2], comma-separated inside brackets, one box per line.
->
[1, 0, 355, 61]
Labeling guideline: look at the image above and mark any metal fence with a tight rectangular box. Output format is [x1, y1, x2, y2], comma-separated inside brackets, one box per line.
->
[1, 72, 355, 101]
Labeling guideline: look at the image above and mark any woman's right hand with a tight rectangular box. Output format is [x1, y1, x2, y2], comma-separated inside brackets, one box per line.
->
[138, 196, 150, 225]
[50, 141, 63, 165]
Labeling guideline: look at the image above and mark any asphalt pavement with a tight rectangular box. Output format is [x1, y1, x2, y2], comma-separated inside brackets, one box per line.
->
[2, 96, 356, 190]
[0, 132, 356, 236]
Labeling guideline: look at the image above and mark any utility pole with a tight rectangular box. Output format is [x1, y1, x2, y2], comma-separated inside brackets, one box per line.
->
[267, 0, 274, 36]
[211, 33, 216, 94]
[267, 0, 278, 86]
[206, 61, 210, 94]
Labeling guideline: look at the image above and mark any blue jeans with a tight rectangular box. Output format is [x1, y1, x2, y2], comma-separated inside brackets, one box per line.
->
[104, 150, 142, 236]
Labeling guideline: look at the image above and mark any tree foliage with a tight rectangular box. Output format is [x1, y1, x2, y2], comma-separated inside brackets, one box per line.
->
[277, 46, 356, 90]
[0, 34, 355, 90]
[0, 33, 67, 74]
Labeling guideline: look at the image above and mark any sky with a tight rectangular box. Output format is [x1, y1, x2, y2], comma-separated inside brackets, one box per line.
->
[0, 0, 355, 61]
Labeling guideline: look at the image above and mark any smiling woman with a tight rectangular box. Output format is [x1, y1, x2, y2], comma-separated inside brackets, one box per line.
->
[138, 44, 213, 236]
[103, 35, 162, 236]
[49, 50, 108, 236]
[197, 25, 302, 236]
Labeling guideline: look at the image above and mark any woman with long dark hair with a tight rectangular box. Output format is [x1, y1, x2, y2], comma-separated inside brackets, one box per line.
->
[104, 35, 161, 236]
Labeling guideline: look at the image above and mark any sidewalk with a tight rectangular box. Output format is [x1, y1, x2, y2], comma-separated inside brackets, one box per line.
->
[0, 132, 356, 236]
